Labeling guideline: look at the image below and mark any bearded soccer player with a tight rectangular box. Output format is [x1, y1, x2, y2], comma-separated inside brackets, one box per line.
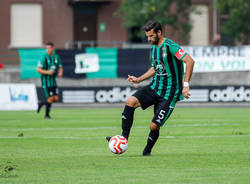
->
[106, 20, 195, 156]
[37, 42, 63, 119]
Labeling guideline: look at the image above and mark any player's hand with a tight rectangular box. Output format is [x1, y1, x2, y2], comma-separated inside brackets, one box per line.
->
[58, 72, 63, 78]
[47, 69, 54, 75]
[127, 75, 140, 88]
[182, 86, 190, 99]
[127, 75, 140, 84]
[58, 68, 63, 78]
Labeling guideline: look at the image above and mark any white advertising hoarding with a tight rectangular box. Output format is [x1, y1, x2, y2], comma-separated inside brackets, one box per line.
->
[183, 46, 250, 72]
[74, 53, 100, 74]
[0, 84, 38, 110]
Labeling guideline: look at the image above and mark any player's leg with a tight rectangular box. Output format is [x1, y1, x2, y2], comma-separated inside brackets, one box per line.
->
[106, 86, 155, 142]
[37, 101, 45, 113]
[53, 87, 59, 102]
[44, 96, 53, 119]
[143, 99, 176, 156]
[143, 122, 160, 156]
[45, 87, 58, 119]
[37, 86, 49, 113]
[106, 96, 140, 141]
[53, 95, 59, 102]
[121, 86, 156, 140]
[121, 96, 141, 140]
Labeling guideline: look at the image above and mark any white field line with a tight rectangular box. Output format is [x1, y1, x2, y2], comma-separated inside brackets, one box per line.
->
[169, 119, 250, 122]
[3, 119, 250, 123]
[0, 134, 249, 140]
[0, 123, 239, 132]
[161, 134, 250, 139]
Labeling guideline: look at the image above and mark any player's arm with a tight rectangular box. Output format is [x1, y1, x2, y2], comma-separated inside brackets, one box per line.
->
[57, 67, 63, 78]
[182, 54, 195, 99]
[170, 45, 195, 99]
[128, 67, 155, 84]
[37, 67, 54, 75]
[57, 56, 63, 77]
[37, 56, 54, 75]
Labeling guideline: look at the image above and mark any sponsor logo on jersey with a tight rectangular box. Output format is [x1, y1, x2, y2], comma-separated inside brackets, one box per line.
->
[175, 49, 185, 60]
[154, 59, 168, 76]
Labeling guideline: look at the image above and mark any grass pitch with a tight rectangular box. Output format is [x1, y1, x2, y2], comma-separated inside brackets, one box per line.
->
[0, 107, 249, 184]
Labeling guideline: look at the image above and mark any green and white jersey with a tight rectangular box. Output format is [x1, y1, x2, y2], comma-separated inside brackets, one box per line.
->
[150, 38, 187, 101]
[37, 52, 62, 88]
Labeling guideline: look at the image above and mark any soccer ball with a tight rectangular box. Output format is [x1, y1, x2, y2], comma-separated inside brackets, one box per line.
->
[108, 135, 128, 154]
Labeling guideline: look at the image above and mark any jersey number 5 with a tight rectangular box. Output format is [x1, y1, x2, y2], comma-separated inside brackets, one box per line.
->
[158, 110, 166, 120]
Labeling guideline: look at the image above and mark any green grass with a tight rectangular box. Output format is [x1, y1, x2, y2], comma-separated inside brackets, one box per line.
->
[0, 107, 250, 184]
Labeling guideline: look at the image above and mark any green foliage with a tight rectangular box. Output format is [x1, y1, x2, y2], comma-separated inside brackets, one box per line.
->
[216, 0, 250, 43]
[115, 0, 192, 44]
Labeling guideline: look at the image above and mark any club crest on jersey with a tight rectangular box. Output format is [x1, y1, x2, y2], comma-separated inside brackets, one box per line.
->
[162, 47, 167, 58]
[162, 52, 167, 58]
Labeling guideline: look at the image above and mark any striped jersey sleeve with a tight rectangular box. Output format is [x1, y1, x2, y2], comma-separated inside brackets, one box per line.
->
[38, 55, 45, 68]
[169, 42, 187, 61]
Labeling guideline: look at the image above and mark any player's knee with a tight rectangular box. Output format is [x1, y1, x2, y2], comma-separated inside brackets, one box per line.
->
[54, 96, 59, 102]
[126, 96, 140, 108]
[47, 97, 54, 103]
[150, 122, 160, 130]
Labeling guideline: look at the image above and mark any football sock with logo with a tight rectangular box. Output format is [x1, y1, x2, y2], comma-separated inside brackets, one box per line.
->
[121, 105, 135, 140]
[143, 129, 160, 154]
[45, 102, 52, 117]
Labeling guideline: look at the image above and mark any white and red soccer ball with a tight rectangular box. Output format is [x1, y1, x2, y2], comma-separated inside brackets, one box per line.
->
[108, 135, 128, 154]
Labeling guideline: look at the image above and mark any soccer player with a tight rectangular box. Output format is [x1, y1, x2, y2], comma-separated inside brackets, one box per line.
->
[37, 42, 63, 119]
[106, 20, 195, 156]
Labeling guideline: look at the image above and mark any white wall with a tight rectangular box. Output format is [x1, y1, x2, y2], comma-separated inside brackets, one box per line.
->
[190, 5, 209, 46]
[10, 3, 42, 47]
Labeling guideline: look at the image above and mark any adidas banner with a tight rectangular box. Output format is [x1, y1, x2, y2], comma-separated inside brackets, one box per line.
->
[37, 85, 250, 103]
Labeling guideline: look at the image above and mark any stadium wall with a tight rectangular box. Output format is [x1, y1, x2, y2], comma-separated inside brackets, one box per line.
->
[0, 0, 73, 49]
[1, 69, 250, 87]
[1, 46, 250, 87]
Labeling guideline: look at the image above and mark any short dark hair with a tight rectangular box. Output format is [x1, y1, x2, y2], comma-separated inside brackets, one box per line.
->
[144, 20, 162, 33]
[46, 42, 54, 47]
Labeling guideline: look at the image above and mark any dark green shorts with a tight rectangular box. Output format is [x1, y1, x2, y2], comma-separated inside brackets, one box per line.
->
[42, 86, 58, 99]
[132, 85, 177, 127]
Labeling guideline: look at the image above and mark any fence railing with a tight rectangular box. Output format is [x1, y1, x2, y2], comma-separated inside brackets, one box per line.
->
[0, 49, 19, 67]
[65, 41, 151, 49]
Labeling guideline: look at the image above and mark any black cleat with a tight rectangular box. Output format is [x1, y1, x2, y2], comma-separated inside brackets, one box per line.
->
[142, 148, 151, 156]
[44, 115, 51, 119]
[106, 136, 111, 142]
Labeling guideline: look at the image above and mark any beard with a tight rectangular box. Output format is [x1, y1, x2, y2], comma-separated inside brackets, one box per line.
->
[151, 35, 159, 45]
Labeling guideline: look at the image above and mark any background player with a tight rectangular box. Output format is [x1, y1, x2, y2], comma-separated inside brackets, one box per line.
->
[107, 20, 195, 156]
[37, 42, 63, 119]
